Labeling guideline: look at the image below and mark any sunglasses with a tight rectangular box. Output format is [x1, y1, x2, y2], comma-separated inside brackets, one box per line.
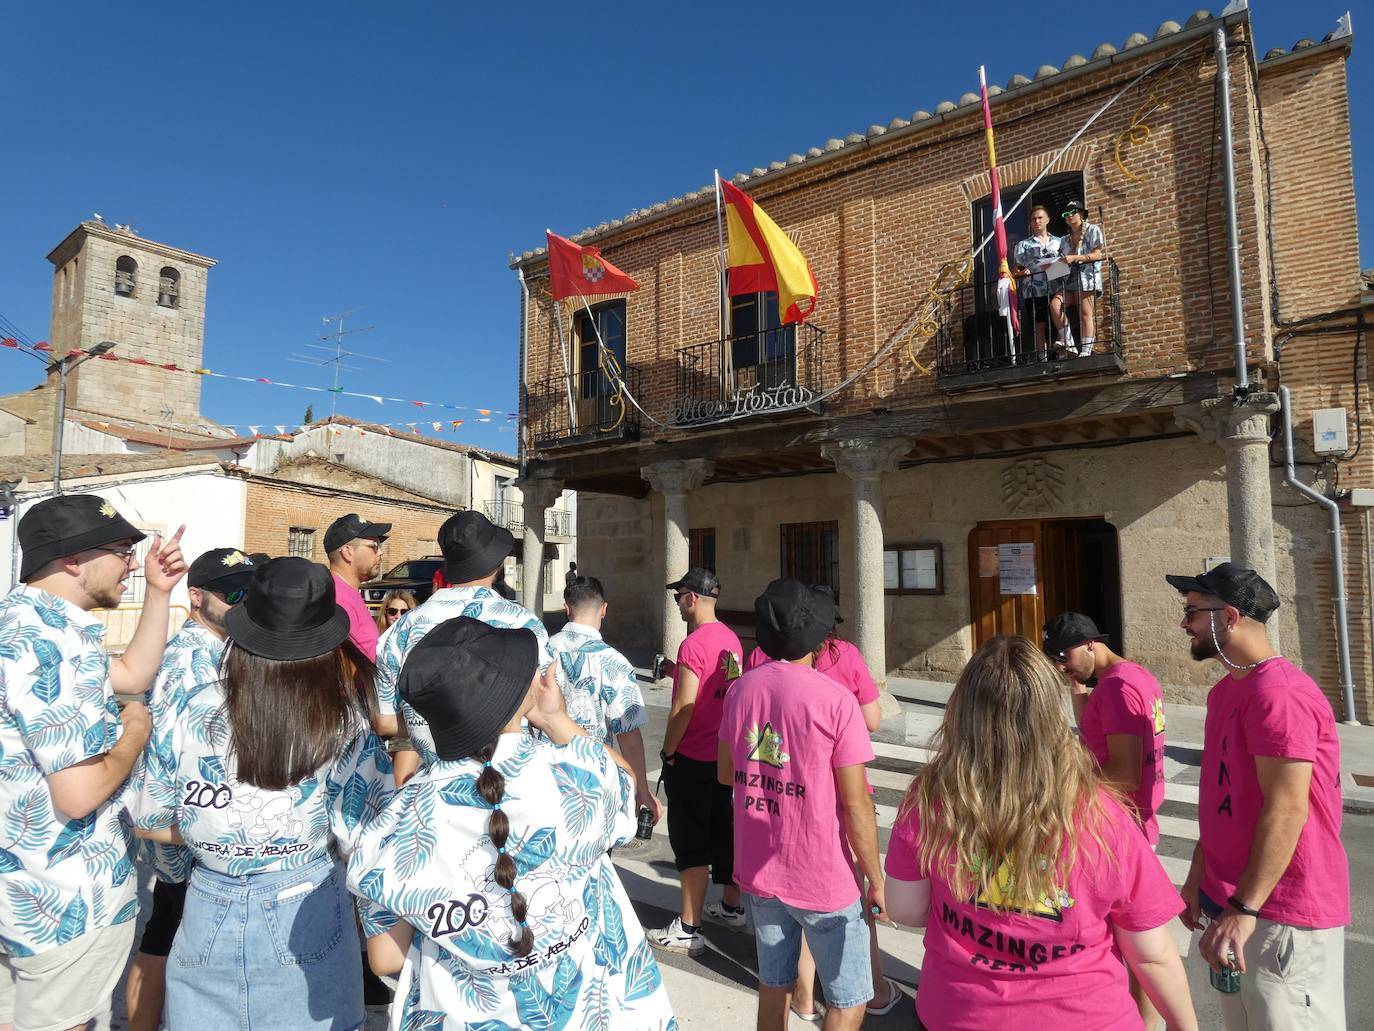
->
[385, 606, 408, 616]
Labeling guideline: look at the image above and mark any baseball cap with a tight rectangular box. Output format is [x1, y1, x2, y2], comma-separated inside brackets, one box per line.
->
[666, 567, 721, 598]
[323, 513, 391, 555]
[1165, 562, 1280, 623]
[1042, 612, 1107, 658]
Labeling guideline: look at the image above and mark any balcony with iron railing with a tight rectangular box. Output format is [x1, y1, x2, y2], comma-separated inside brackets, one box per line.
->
[484, 498, 573, 539]
[673, 322, 826, 426]
[528, 365, 643, 450]
[935, 258, 1125, 391]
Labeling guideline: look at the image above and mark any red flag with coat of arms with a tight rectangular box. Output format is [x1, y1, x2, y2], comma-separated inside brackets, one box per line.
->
[545, 230, 640, 301]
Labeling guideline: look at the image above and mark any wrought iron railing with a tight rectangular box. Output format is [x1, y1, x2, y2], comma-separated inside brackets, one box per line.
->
[527, 365, 642, 447]
[673, 322, 826, 426]
[483, 499, 573, 538]
[935, 258, 1123, 379]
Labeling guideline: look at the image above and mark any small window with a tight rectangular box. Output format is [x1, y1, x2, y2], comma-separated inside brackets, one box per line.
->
[689, 528, 716, 573]
[884, 542, 944, 595]
[157, 266, 180, 308]
[287, 526, 316, 559]
[779, 520, 839, 590]
[114, 255, 137, 297]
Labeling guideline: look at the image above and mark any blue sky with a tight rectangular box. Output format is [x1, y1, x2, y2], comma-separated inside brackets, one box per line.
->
[1, 1, 1365, 455]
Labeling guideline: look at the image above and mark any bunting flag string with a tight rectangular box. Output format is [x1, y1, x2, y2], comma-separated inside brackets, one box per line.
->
[0, 337, 516, 419]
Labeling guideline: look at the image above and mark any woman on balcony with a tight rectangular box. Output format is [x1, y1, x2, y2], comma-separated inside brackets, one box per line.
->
[1053, 200, 1106, 357]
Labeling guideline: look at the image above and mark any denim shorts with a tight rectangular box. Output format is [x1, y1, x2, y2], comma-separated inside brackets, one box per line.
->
[746, 893, 872, 1010]
[165, 855, 364, 1030]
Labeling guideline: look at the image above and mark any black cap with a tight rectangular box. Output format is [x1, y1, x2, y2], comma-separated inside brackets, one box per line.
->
[18, 494, 146, 581]
[666, 567, 721, 598]
[1165, 562, 1280, 623]
[1042, 612, 1107, 658]
[188, 548, 257, 594]
[224, 557, 351, 660]
[438, 511, 515, 585]
[754, 578, 835, 661]
[399, 617, 538, 761]
[1062, 199, 1086, 216]
[323, 513, 391, 555]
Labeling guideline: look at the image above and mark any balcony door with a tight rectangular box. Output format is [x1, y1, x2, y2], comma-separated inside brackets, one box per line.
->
[729, 290, 796, 392]
[574, 300, 626, 430]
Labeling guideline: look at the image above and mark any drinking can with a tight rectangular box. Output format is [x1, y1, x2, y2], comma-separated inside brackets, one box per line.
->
[636, 806, 654, 840]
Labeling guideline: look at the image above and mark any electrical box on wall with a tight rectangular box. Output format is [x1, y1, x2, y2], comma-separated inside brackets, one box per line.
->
[1312, 408, 1349, 454]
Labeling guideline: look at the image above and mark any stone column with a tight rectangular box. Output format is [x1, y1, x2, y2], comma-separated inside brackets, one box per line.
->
[515, 475, 564, 614]
[641, 459, 714, 666]
[822, 436, 913, 718]
[1175, 392, 1282, 645]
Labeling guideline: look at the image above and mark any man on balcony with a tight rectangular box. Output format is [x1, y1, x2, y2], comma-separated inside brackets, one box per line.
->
[1012, 205, 1065, 360]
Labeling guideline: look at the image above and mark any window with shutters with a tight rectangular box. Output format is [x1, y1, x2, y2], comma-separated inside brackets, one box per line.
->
[689, 528, 716, 573]
[779, 520, 839, 590]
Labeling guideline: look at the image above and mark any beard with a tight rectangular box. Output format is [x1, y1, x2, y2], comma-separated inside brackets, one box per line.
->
[79, 567, 125, 609]
[1189, 618, 1226, 661]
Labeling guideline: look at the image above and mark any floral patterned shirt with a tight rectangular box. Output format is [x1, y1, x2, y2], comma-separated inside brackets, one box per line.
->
[0, 586, 138, 956]
[376, 586, 551, 769]
[547, 623, 648, 745]
[133, 618, 223, 883]
[1059, 222, 1106, 293]
[347, 733, 676, 1031]
[134, 672, 393, 876]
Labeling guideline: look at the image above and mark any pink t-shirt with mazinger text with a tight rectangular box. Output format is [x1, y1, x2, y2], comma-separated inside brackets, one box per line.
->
[1199, 656, 1349, 928]
[720, 661, 874, 912]
[885, 791, 1182, 1031]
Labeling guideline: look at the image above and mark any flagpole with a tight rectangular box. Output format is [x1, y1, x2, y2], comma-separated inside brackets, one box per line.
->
[979, 65, 1019, 360]
[714, 170, 734, 398]
[546, 228, 579, 433]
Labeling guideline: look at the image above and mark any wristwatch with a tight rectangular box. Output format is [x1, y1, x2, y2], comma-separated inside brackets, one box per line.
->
[1227, 895, 1261, 917]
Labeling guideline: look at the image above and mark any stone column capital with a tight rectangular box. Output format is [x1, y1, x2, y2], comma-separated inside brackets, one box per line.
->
[641, 458, 713, 496]
[822, 436, 914, 480]
[1173, 393, 1280, 449]
[516, 475, 564, 510]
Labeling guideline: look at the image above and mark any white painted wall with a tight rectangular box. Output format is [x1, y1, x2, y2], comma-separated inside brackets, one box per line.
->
[1, 467, 247, 604]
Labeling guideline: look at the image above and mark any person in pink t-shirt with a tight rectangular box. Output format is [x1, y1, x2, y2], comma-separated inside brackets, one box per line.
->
[646, 567, 745, 958]
[884, 636, 1197, 1031]
[324, 512, 391, 662]
[719, 579, 886, 1031]
[1167, 562, 1349, 1031]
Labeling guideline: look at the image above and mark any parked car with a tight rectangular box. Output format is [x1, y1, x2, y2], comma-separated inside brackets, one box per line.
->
[362, 557, 444, 608]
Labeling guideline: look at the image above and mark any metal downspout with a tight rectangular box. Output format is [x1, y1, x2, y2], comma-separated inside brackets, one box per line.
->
[1280, 386, 1360, 724]
[517, 267, 530, 481]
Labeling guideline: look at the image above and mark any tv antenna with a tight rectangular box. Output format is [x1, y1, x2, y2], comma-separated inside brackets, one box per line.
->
[288, 307, 387, 420]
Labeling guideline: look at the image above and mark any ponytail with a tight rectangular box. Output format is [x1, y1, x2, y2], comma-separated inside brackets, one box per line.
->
[475, 741, 534, 957]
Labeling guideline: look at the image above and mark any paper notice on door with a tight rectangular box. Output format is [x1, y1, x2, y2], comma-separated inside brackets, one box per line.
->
[998, 542, 1037, 595]
[978, 546, 999, 578]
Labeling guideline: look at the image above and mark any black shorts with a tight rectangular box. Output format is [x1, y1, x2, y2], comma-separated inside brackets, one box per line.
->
[662, 754, 733, 883]
[138, 878, 188, 957]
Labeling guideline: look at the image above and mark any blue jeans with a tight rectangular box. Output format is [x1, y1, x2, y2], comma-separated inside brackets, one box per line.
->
[746, 893, 872, 1010]
[165, 855, 364, 1030]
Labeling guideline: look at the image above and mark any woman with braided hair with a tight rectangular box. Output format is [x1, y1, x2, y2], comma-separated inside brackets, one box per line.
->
[347, 616, 677, 1030]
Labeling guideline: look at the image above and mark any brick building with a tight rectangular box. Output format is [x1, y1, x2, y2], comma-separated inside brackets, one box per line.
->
[510, 7, 1372, 720]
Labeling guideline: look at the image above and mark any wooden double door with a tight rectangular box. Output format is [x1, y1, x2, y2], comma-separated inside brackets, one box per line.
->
[968, 518, 1122, 652]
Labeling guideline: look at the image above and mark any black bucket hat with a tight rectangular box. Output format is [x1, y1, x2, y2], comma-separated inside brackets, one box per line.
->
[400, 617, 539, 761]
[1165, 562, 1280, 623]
[188, 548, 257, 595]
[224, 557, 351, 660]
[754, 578, 835, 661]
[1042, 612, 1107, 659]
[439, 511, 515, 585]
[18, 494, 146, 581]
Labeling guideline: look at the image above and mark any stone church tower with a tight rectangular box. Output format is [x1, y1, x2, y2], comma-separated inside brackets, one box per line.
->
[45, 221, 216, 426]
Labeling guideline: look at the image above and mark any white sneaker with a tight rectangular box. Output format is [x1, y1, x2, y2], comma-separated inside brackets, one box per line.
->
[702, 900, 748, 932]
[646, 917, 704, 956]
[1079, 339, 1095, 357]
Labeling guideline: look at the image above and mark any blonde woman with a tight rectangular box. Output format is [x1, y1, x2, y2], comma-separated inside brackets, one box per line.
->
[374, 588, 417, 634]
[883, 636, 1197, 1031]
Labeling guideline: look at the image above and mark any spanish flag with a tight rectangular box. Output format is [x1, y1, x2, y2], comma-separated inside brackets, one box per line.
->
[718, 178, 817, 325]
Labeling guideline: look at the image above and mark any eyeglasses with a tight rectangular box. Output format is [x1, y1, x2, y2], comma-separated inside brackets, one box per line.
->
[385, 606, 408, 616]
[92, 545, 137, 561]
[1182, 606, 1226, 619]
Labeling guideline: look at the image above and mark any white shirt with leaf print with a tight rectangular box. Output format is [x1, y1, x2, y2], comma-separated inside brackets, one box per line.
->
[0, 586, 137, 957]
[133, 674, 393, 877]
[347, 732, 677, 1031]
